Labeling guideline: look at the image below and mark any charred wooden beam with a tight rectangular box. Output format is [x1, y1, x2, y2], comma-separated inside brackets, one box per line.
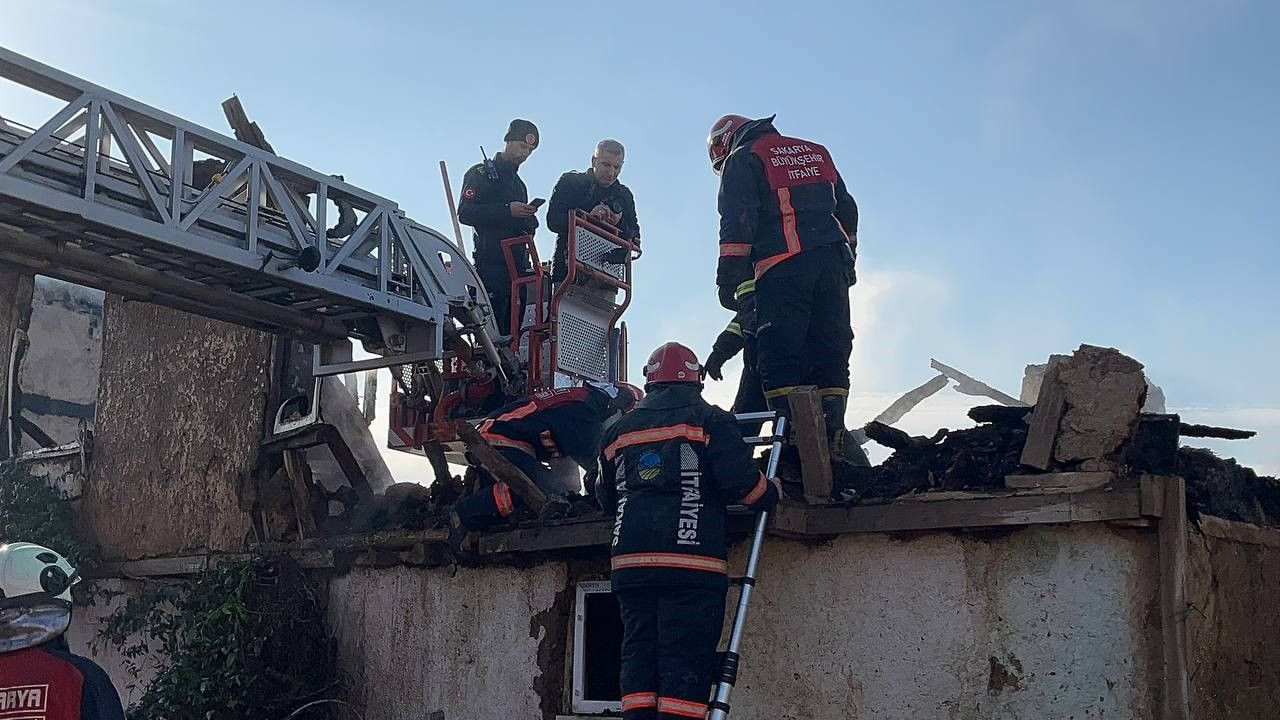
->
[455, 420, 548, 513]
[1020, 361, 1066, 470]
[1178, 422, 1256, 440]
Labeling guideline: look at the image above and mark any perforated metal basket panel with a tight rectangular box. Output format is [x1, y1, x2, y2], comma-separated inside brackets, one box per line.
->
[556, 301, 611, 381]
[574, 226, 626, 280]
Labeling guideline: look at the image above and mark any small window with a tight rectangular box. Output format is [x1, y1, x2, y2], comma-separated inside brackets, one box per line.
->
[571, 580, 623, 715]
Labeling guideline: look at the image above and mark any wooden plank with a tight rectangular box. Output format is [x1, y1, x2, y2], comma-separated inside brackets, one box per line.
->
[1157, 475, 1191, 720]
[1195, 514, 1280, 549]
[1108, 518, 1156, 529]
[1019, 361, 1066, 470]
[455, 420, 548, 512]
[1005, 471, 1113, 491]
[479, 519, 612, 555]
[93, 553, 252, 578]
[282, 449, 318, 539]
[799, 487, 1142, 535]
[769, 502, 812, 536]
[256, 528, 449, 554]
[788, 387, 833, 504]
[289, 549, 336, 569]
[1140, 474, 1166, 518]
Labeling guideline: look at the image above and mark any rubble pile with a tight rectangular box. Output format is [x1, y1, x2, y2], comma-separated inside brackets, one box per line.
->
[838, 344, 1280, 528]
[308, 343, 1279, 535]
[836, 407, 1028, 499]
[1178, 447, 1280, 527]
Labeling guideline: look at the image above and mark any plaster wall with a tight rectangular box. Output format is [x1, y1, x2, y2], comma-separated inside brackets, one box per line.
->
[729, 525, 1160, 720]
[328, 562, 570, 719]
[327, 523, 1162, 720]
[84, 296, 268, 559]
[16, 278, 103, 448]
[1186, 523, 1280, 720]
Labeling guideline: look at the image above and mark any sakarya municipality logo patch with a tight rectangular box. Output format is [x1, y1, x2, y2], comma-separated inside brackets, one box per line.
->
[637, 451, 662, 481]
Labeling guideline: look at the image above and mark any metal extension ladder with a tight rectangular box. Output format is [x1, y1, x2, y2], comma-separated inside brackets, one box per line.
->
[709, 410, 788, 720]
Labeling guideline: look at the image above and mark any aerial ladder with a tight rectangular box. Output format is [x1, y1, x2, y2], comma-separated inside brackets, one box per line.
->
[0, 47, 634, 468]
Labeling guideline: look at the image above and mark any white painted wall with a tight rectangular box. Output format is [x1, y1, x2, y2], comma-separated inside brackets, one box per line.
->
[325, 524, 1162, 720]
[328, 562, 569, 719]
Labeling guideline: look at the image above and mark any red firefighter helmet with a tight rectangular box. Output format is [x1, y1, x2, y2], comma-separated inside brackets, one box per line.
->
[707, 114, 750, 175]
[643, 342, 702, 384]
[614, 382, 644, 411]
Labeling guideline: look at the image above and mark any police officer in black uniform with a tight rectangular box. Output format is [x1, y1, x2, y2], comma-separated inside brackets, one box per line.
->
[597, 342, 778, 720]
[546, 139, 640, 283]
[707, 113, 870, 471]
[457, 119, 541, 336]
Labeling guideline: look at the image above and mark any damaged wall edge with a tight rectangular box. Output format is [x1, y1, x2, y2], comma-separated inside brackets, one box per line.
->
[93, 481, 1149, 577]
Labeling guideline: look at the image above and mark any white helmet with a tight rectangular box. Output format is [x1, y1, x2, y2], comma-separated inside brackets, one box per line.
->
[0, 542, 79, 605]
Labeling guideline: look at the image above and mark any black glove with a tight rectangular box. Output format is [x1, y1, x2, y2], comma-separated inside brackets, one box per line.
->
[840, 240, 857, 286]
[704, 349, 730, 381]
[717, 285, 738, 311]
[600, 247, 629, 264]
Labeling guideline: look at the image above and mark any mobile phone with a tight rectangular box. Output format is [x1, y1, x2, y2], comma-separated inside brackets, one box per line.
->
[529, 198, 546, 208]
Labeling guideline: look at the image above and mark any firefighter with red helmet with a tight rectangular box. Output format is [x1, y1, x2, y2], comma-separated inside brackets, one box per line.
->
[0, 542, 126, 720]
[596, 342, 778, 720]
[707, 114, 870, 472]
[452, 381, 643, 533]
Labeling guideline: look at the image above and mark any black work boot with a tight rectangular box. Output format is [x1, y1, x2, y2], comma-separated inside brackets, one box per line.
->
[821, 394, 871, 470]
[446, 511, 478, 568]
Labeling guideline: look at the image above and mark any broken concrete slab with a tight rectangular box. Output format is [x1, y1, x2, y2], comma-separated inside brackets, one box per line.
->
[1053, 345, 1147, 467]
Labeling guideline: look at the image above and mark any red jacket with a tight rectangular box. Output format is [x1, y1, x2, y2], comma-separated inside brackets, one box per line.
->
[0, 645, 124, 720]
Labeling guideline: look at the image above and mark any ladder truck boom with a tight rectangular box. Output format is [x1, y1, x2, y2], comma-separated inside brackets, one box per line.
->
[1, 46, 634, 463]
[0, 45, 501, 379]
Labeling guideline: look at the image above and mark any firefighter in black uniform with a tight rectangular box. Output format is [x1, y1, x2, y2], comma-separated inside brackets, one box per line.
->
[457, 119, 541, 336]
[703, 275, 765, 434]
[546, 139, 640, 283]
[596, 342, 778, 720]
[708, 113, 870, 470]
[453, 381, 642, 533]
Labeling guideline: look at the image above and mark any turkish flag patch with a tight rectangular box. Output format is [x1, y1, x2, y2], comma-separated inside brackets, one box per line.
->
[463, 187, 476, 199]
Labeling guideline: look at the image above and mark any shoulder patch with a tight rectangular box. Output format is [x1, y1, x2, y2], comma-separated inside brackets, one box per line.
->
[463, 186, 477, 199]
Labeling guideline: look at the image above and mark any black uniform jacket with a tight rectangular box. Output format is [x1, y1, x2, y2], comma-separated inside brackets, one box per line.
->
[547, 169, 639, 282]
[716, 120, 857, 288]
[458, 152, 538, 273]
[596, 384, 777, 590]
[480, 385, 615, 468]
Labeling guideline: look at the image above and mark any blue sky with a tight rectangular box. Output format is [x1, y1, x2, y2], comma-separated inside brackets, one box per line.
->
[3, 0, 1277, 475]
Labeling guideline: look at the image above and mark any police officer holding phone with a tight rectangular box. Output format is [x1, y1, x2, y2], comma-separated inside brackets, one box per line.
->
[457, 119, 542, 336]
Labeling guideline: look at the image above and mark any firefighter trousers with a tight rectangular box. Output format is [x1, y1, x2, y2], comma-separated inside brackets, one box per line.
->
[733, 336, 767, 436]
[454, 447, 548, 530]
[616, 585, 727, 720]
[755, 243, 853, 403]
[476, 263, 523, 337]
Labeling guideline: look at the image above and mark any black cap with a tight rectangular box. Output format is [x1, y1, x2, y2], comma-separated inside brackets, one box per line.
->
[504, 118, 540, 148]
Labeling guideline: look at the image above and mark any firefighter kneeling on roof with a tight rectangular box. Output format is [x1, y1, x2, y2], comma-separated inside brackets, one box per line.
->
[453, 381, 643, 534]
[597, 343, 779, 720]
